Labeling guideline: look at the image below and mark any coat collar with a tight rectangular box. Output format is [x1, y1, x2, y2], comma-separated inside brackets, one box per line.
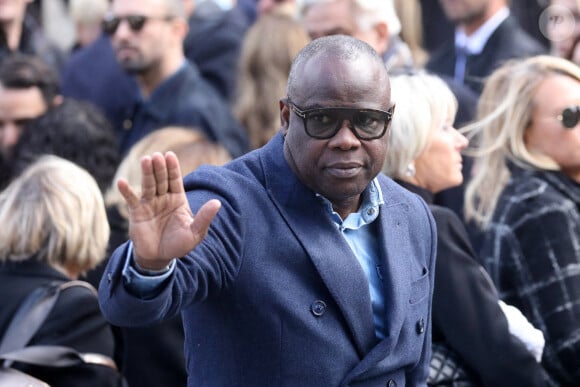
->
[131, 61, 199, 121]
[509, 163, 580, 205]
[0, 259, 69, 282]
[394, 179, 433, 204]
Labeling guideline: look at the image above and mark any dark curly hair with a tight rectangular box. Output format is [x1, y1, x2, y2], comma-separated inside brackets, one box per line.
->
[10, 98, 120, 192]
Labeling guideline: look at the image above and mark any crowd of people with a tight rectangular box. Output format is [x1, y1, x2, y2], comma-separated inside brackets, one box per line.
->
[0, 0, 579, 386]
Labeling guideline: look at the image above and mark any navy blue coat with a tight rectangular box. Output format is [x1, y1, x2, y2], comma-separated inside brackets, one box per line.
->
[99, 133, 437, 386]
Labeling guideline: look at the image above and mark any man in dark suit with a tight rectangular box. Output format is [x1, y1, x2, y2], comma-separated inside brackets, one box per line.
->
[427, 0, 546, 95]
[99, 35, 437, 386]
[103, 0, 248, 157]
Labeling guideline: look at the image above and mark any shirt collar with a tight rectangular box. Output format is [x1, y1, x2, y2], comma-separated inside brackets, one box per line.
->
[455, 7, 509, 55]
[317, 178, 384, 230]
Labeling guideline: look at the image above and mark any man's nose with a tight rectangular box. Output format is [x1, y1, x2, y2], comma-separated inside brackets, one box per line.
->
[114, 19, 133, 39]
[329, 119, 360, 149]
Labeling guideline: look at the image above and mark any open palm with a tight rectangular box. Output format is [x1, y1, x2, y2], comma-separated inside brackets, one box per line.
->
[118, 152, 221, 270]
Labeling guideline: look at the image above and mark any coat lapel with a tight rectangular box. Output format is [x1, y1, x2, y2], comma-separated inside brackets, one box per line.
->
[342, 181, 413, 380]
[374, 191, 412, 353]
[260, 134, 378, 356]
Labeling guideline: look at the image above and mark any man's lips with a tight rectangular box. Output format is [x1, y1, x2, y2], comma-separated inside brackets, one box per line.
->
[325, 163, 363, 178]
[116, 45, 138, 55]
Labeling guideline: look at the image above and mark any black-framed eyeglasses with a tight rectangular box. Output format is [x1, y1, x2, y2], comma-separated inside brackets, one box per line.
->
[102, 14, 173, 35]
[557, 105, 580, 129]
[286, 99, 393, 140]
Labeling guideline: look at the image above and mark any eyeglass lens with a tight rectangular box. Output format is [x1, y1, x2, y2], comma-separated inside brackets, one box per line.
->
[305, 109, 390, 139]
[102, 15, 147, 35]
[559, 106, 580, 129]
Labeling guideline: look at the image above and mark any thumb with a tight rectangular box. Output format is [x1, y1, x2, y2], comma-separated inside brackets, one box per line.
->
[190, 199, 222, 243]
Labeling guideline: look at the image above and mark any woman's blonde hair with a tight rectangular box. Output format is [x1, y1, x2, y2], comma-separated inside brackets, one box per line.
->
[0, 155, 109, 276]
[393, 0, 428, 67]
[383, 72, 458, 178]
[234, 13, 310, 149]
[463, 55, 580, 227]
[105, 126, 231, 218]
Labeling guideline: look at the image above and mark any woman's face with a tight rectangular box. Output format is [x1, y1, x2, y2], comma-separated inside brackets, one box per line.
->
[414, 112, 468, 193]
[548, 0, 580, 63]
[526, 74, 580, 182]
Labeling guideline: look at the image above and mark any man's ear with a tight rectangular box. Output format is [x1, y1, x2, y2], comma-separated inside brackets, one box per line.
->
[52, 94, 64, 107]
[172, 17, 189, 41]
[280, 99, 290, 136]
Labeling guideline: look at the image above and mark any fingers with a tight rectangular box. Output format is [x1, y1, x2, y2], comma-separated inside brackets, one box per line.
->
[153, 153, 169, 195]
[140, 152, 183, 200]
[118, 178, 140, 208]
[140, 154, 156, 200]
[166, 151, 185, 194]
[190, 199, 222, 243]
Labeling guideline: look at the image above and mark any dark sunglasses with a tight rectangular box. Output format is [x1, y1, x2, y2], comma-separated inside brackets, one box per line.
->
[286, 99, 393, 140]
[102, 14, 172, 35]
[557, 106, 580, 129]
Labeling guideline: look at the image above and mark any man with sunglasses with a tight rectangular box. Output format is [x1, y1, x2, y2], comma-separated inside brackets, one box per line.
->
[99, 35, 437, 386]
[0, 54, 61, 166]
[102, 0, 248, 157]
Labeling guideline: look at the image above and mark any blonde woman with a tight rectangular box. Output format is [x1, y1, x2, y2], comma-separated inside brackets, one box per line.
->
[384, 72, 547, 386]
[0, 155, 116, 386]
[464, 55, 580, 385]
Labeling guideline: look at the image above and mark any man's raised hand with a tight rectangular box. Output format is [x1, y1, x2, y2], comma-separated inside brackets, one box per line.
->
[117, 151, 221, 271]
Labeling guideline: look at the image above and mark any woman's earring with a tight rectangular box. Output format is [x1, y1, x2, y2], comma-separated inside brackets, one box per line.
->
[405, 163, 416, 177]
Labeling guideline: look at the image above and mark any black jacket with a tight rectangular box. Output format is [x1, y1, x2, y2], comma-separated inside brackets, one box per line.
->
[0, 260, 118, 386]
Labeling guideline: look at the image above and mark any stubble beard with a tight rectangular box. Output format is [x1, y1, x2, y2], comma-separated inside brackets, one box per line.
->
[447, 2, 488, 27]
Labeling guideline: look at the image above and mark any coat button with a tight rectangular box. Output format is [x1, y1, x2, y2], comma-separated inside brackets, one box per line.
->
[416, 318, 425, 334]
[387, 379, 397, 387]
[311, 300, 327, 317]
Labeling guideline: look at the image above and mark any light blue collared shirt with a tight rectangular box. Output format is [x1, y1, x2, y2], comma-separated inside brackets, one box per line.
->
[317, 178, 386, 339]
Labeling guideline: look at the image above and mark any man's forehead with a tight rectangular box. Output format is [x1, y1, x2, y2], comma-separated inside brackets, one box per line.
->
[0, 87, 47, 113]
[293, 56, 389, 108]
[303, 0, 356, 38]
[112, 0, 167, 14]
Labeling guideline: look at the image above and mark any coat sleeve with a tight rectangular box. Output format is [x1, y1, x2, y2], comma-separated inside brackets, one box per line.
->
[99, 170, 245, 327]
